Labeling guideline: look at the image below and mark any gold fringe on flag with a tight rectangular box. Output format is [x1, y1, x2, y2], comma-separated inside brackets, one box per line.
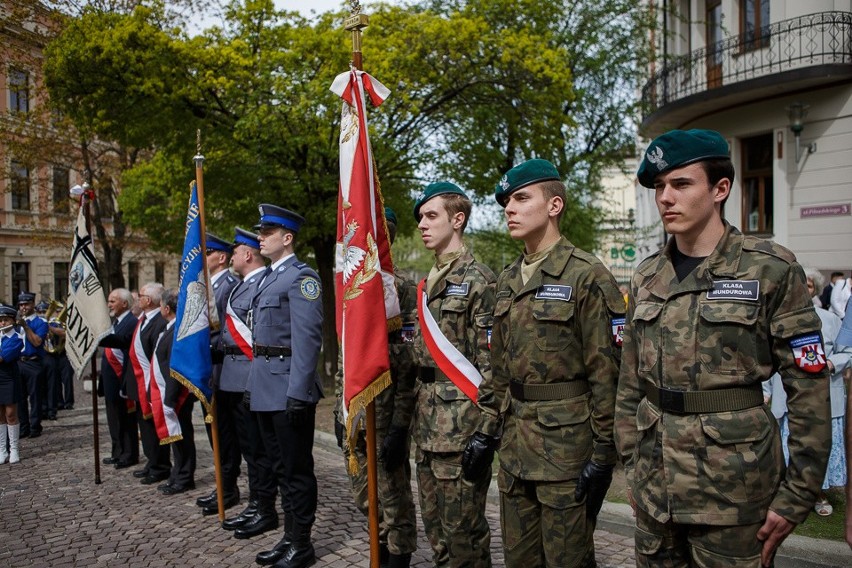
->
[345, 369, 392, 475]
[171, 369, 214, 423]
[159, 434, 183, 445]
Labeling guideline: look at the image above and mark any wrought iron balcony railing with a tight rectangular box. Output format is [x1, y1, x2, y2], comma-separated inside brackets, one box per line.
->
[642, 11, 852, 121]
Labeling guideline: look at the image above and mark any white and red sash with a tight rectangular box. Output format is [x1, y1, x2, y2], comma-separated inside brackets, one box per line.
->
[417, 279, 482, 401]
[225, 301, 253, 360]
[105, 348, 124, 377]
[129, 316, 152, 418]
[149, 337, 187, 443]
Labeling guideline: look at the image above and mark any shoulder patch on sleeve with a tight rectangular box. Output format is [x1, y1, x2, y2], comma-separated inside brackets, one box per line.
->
[789, 333, 827, 373]
[741, 236, 797, 264]
[300, 277, 321, 300]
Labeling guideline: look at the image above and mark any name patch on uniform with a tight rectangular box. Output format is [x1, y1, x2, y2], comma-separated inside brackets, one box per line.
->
[611, 317, 625, 347]
[445, 283, 469, 297]
[535, 285, 572, 302]
[300, 277, 321, 300]
[706, 280, 759, 301]
[789, 333, 827, 373]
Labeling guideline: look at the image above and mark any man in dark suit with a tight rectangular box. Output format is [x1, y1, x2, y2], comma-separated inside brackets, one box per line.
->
[219, 229, 279, 542]
[98, 288, 139, 468]
[155, 288, 197, 495]
[196, 233, 242, 513]
[249, 205, 323, 568]
[125, 282, 171, 485]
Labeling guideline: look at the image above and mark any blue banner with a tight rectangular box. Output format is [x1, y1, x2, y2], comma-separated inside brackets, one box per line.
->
[170, 181, 213, 411]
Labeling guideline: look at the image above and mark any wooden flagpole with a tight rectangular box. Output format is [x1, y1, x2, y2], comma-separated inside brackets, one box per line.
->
[194, 131, 226, 522]
[345, 3, 381, 567]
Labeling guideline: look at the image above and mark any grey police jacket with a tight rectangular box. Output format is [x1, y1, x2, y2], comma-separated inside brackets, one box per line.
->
[246, 256, 324, 411]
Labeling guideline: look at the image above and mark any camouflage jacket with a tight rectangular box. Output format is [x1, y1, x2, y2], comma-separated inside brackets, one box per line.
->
[478, 236, 625, 481]
[413, 250, 496, 453]
[615, 224, 830, 526]
[335, 270, 419, 431]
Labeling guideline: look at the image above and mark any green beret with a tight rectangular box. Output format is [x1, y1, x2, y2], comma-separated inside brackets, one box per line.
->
[637, 129, 729, 188]
[494, 159, 561, 207]
[384, 206, 398, 227]
[413, 182, 467, 220]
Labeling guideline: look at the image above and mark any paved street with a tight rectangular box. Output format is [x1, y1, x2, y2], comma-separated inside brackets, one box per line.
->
[0, 385, 636, 567]
[3, 383, 851, 567]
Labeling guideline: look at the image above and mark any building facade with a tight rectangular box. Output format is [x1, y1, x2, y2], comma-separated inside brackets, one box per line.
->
[1, 3, 178, 303]
[637, 0, 852, 273]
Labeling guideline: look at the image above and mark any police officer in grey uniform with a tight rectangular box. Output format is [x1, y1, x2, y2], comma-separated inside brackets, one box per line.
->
[196, 232, 241, 514]
[248, 205, 323, 568]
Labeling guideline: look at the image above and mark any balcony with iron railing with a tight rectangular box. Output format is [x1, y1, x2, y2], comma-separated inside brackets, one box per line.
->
[641, 11, 852, 136]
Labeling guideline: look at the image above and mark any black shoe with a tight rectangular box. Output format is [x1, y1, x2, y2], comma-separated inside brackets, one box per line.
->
[222, 501, 259, 530]
[196, 489, 218, 508]
[48, 414, 57, 421]
[19, 430, 30, 439]
[102, 457, 119, 465]
[270, 541, 315, 568]
[233, 511, 279, 539]
[132, 468, 149, 478]
[202, 491, 240, 516]
[158, 481, 173, 492]
[29, 430, 42, 439]
[114, 459, 138, 470]
[161, 482, 195, 495]
[387, 552, 412, 568]
[140, 473, 169, 485]
[66, 404, 74, 410]
[255, 533, 293, 566]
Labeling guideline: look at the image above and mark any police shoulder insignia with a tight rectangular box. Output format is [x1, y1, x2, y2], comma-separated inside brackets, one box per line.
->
[300, 277, 321, 300]
[789, 333, 827, 373]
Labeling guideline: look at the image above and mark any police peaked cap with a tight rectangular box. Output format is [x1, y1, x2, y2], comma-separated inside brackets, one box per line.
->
[413, 182, 468, 221]
[254, 204, 306, 233]
[637, 129, 730, 188]
[35, 301, 49, 312]
[17, 291, 36, 304]
[206, 232, 232, 253]
[494, 159, 561, 207]
[0, 305, 16, 318]
[233, 227, 261, 250]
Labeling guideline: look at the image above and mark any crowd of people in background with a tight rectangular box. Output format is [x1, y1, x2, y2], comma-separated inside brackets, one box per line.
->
[3, 128, 852, 567]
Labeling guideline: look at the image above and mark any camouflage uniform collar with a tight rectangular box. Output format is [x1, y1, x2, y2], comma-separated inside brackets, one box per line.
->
[508, 236, 574, 296]
[427, 249, 475, 298]
[639, 224, 742, 300]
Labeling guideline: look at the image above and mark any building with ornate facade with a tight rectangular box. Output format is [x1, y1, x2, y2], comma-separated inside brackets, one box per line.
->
[1, 3, 178, 303]
[635, 0, 852, 273]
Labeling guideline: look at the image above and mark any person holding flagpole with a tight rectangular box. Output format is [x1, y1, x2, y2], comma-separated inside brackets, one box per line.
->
[334, 207, 418, 568]
[412, 182, 495, 567]
[195, 232, 241, 515]
[247, 204, 323, 568]
[462, 160, 625, 567]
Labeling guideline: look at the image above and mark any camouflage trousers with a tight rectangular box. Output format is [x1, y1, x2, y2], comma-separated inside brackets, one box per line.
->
[415, 448, 492, 567]
[343, 428, 418, 555]
[498, 468, 594, 568]
[634, 508, 764, 567]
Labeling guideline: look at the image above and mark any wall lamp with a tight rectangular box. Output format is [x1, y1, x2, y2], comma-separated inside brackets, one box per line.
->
[787, 102, 817, 164]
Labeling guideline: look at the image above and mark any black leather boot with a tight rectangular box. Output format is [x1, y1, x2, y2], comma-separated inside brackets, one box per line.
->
[255, 516, 294, 565]
[196, 488, 217, 508]
[202, 488, 240, 516]
[379, 543, 390, 568]
[221, 500, 258, 531]
[271, 524, 315, 568]
[387, 552, 412, 568]
[233, 502, 278, 539]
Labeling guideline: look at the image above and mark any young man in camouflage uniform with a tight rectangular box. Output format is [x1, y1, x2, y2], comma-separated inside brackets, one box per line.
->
[462, 159, 625, 567]
[413, 182, 495, 567]
[334, 207, 418, 568]
[615, 129, 831, 567]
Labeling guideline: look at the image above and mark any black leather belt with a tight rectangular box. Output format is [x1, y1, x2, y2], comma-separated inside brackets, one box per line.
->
[419, 367, 449, 383]
[223, 346, 247, 356]
[645, 384, 764, 414]
[20, 356, 40, 362]
[253, 344, 291, 358]
[509, 379, 590, 401]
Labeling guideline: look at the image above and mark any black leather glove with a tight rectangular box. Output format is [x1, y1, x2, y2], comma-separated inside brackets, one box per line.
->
[461, 432, 498, 481]
[241, 390, 251, 410]
[379, 426, 409, 472]
[285, 397, 312, 427]
[574, 461, 614, 521]
[334, 417, 345, 449]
